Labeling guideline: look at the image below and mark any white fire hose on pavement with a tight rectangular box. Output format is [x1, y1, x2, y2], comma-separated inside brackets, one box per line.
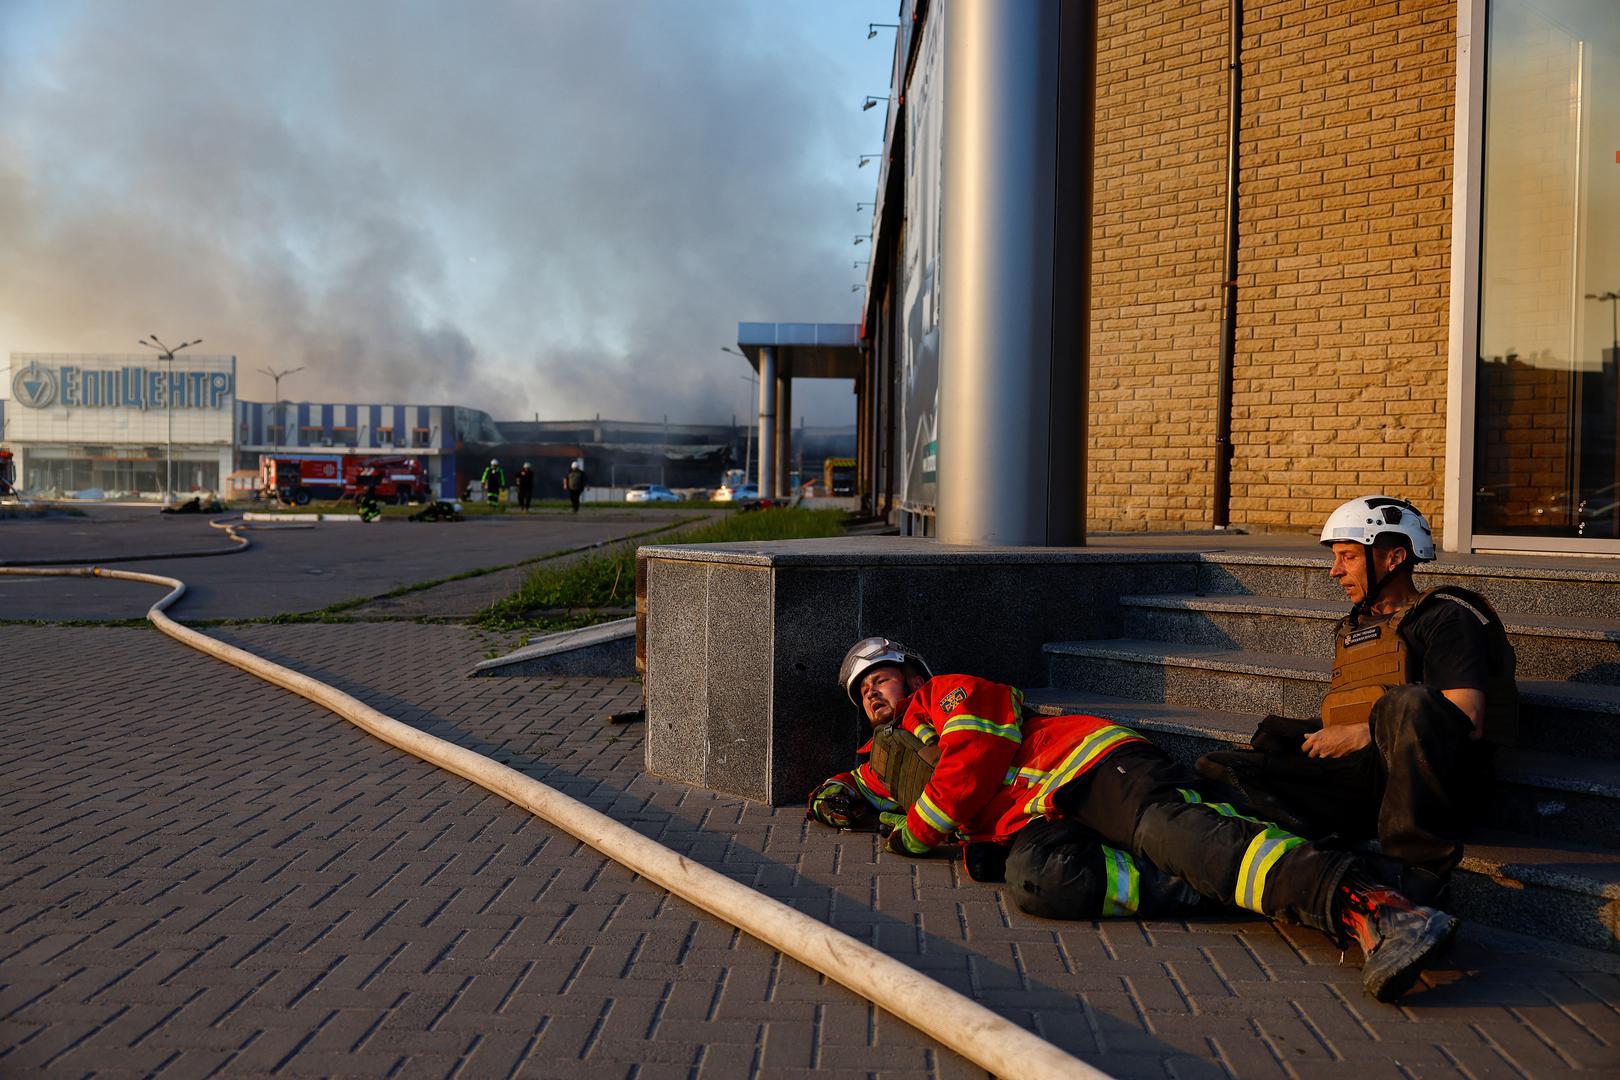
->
[0, 540, 1108, 1080]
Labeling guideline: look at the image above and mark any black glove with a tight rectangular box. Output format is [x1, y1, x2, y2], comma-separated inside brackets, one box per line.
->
[1252, 714, 1318, 755]
[806, 781, 871, 830]
[962, 841, 1009, 883]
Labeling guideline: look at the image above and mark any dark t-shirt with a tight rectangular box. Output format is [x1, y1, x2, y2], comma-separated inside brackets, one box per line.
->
[1386, 593, 1491, 692]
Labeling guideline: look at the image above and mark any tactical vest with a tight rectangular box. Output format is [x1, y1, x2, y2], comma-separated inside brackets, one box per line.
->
[869, 723, 942, 809]
[1320, 585, 1518, 745]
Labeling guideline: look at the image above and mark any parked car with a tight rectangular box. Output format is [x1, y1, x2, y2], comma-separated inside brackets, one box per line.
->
[714, 483, 758, 503]
[626, 483, 680, 503]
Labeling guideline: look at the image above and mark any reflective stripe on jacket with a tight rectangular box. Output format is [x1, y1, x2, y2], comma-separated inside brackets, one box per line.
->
[897, 674, 1148, 847]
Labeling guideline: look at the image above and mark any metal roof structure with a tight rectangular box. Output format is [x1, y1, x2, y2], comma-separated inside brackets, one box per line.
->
[734, 322, 863, 380]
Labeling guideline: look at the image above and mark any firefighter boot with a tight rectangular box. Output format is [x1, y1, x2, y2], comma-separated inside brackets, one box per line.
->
[1336, 871, 1459, 1002]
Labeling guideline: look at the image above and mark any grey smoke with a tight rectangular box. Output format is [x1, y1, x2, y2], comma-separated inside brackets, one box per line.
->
[0, 0, 886, 423]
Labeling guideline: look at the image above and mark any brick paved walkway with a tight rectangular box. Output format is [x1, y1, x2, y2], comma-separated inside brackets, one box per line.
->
[3, 621, 1618, 1078]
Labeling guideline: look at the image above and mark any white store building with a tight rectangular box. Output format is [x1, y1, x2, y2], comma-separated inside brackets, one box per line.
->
[4, 352, 238, 500]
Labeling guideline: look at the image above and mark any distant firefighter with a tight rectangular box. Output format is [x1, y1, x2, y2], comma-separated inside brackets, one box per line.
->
[563, 458, 588, 513]
[481, 458, 507, 508]
[516, 463, 535, 511]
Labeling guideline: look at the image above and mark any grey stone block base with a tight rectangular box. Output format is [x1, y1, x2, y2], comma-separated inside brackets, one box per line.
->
[637, 538, 1199, 804]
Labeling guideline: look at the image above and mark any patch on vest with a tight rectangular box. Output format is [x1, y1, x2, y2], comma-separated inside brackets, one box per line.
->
[937, 686, 967, 714]
[1344, 625, 1381, 647]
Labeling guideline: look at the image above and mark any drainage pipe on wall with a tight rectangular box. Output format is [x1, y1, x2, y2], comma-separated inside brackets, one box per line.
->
[1213, 0, 1243, 529]
[0, 561, 1108, 1080]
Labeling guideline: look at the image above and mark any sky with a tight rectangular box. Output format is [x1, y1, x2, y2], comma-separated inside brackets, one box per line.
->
[0, 0, 901, 427]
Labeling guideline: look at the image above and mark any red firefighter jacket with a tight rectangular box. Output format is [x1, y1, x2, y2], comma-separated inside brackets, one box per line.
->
[834, 674, 1147, 847]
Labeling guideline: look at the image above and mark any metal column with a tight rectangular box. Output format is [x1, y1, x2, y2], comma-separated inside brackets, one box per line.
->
[857, 350, 870, 509]
[774, 365, 791, 497]
[936, 0, 1092, 546]
[757, 346, 777, 500]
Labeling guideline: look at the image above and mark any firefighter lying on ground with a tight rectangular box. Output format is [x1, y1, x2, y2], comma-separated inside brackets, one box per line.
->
[808, 663, 1207, 922]
[808, 636, 1462, 1002]
[1196, 496, 1516, 905]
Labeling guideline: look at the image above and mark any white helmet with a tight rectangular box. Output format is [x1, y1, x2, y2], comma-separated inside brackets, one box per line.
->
[1320, 495, 1435, 561]
[490, 458, 499, 466]
[838, 636, 932, 705]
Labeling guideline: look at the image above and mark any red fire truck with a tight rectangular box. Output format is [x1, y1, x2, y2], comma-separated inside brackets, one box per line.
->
[343, 456, 431, 504]
[259, 456, 345, 505]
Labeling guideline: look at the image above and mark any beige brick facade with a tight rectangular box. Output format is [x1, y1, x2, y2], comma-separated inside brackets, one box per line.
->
[1089, 0, 1456, 536]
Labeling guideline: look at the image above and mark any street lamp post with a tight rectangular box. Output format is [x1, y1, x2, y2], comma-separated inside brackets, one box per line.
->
[1585, 291, 1620, 536]
[138, 335, 202, 502]
[1585, 290, 1619, 363]
[258, 366, 305, 449]
[721, 347, 756, 484]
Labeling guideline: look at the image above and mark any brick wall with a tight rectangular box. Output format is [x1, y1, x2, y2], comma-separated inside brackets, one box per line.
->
[1088, 0, 1457, 536]
[1090, 0, 1230, 531]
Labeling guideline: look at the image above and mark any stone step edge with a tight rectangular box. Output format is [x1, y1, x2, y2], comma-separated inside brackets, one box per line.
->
[1043, 638, 1620, 714]
[1203, 550, 1620, 586]
[1020, 686, 1620, 801]
[1460, 832, 1620, 902]
[1120, 593, 1620, 642]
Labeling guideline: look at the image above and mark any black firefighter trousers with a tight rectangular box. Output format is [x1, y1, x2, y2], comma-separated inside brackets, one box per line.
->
[1196, 684, 1489, 877]
[1052, 743, 1355, 932]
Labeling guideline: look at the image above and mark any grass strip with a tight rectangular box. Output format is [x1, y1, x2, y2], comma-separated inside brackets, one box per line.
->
[478, 507, 847, 633]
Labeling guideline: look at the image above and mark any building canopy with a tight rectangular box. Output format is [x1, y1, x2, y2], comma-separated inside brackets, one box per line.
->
[735, 323, 862, 380]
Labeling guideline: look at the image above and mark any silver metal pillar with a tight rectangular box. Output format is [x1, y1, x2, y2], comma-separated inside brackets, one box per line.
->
[936, 0, 1079, 546]
[757, 346, 777, 500]
[774, 369, 791, 496]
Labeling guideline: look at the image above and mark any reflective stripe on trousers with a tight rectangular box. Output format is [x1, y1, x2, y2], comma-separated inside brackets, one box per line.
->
[1099, 846, 1140, 916]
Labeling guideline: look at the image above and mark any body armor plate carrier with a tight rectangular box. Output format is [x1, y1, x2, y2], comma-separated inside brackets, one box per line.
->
[1320, 586, 1518, 745]
[869, 723, 942, 810]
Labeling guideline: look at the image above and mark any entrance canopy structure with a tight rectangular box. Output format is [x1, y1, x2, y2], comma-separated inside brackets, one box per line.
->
[733, 322, 863, 500]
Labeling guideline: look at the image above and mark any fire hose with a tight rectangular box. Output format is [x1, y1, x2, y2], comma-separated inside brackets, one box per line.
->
[0, 515, 263, 567]
[0, 548, 1107, 1080]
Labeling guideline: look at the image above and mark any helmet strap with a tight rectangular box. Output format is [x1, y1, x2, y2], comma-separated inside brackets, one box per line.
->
[1346, 543, 1382, 622]
[1357, 542, 1408, 618]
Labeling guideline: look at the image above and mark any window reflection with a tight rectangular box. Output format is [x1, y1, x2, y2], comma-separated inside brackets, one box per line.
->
[1474, 0, 1620, 539]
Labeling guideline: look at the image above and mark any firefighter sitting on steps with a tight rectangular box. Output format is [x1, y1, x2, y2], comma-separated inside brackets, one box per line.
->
[808, 636, 1462, 1002]
[1197, 495, 1517, 906]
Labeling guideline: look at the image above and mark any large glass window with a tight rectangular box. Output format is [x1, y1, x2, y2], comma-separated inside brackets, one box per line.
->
[1474, 0, 1620, 539]
[22, 449, 220, 499]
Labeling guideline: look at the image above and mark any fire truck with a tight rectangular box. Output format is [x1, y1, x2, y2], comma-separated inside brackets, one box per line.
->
[0, 447, 17, 499]
[259, 456, 345, 505]
[343, 456, 431, 504]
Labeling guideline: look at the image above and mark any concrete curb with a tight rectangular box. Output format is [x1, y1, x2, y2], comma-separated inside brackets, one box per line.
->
[472, 617, 637, 677]
[242, 511, 364, 523]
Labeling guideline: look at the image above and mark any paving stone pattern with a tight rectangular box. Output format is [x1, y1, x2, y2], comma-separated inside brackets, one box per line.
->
[2, 622, 1619, 1078]
[0, 507, 700, 621]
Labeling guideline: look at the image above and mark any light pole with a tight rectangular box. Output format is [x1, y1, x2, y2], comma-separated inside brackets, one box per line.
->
[139, 335, 202, 502]
[722, 347, 756, 483]
[1587, 291, 1620, 537]
[257, 366, 305, 449]
[1586, 291, 1619, 364]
